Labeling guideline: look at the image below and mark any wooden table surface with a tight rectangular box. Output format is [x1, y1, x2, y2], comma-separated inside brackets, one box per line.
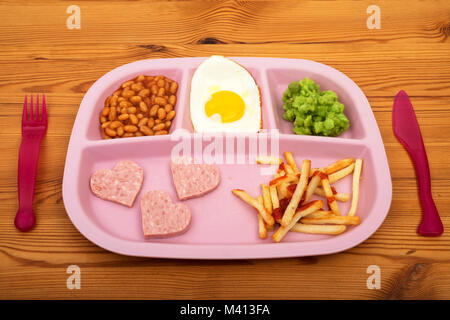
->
[1, 0, 449, 300]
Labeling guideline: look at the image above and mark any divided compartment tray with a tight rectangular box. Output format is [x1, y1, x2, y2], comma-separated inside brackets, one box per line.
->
[63, 57, 392, 259]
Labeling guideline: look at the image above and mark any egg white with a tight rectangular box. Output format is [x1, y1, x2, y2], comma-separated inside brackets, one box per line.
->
[190, 55, 261, 133]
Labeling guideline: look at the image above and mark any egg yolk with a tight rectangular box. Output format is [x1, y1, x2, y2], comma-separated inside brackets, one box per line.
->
[205, 90, 245, 123]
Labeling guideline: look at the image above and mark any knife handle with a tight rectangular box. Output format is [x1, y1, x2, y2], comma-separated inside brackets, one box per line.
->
[409, 143, 444, 236]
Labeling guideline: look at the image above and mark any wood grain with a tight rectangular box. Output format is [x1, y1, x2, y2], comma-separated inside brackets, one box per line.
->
[0, 0, 449, 300]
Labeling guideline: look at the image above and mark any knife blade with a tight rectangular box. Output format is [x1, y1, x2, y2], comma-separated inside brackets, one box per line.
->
[392, 90, 443, 236]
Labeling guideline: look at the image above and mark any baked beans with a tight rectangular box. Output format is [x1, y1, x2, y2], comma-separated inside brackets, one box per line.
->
[100, 75, 178, 138]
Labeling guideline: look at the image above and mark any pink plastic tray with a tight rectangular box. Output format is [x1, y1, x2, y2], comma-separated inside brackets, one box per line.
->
[62, 57, 392, 259]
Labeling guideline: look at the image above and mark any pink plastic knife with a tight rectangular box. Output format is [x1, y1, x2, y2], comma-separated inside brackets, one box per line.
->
[392, 90, 443, 236]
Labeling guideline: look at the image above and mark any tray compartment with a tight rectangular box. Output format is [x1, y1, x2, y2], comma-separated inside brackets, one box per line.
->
[177, 65, 277, 133]
[76, 135, 374, 246]
[85, 67, 186, 141]
[266, 67, 367, 139]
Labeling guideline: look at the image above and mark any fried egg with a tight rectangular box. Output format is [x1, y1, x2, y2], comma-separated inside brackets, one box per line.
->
[190, 55, 261, 133]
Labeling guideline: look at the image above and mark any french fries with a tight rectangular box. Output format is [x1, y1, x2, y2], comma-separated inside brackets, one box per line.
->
[270, 173, 298, 201]
[304, 210, 333, 218]
[273, 200, 324, 242]
[322, 158, 354, 175]
[329, 163, 355, 184]
[257, 214, 267, 238]
[269, 174, 299, 187]
[309, 168, 320, 177]
[312, 162, 355, 185]
[269, 185, 279, 209]
[284, 164, 295, 175]
[232, 151, 363, 242]
[256, 155, 283, 165]
[261, 184, 274, 231]
[348, 159, 363, 216]
[231, 189, 274, 227]
[273, 165, 285, 179]
[300, 215, 360, 225]
[273, 165, 288, 199]
[281, 160, 310, 227]
[314, 187, 350, 202]
[291, 224, 347, 235]
[257, 196, 268, 239]
[261, 184, 272, 214]
[277, 182, 289, 200]
[284, 151, 299, 172]
[303, 171, 321, 203]
[320, 172, 341, 216]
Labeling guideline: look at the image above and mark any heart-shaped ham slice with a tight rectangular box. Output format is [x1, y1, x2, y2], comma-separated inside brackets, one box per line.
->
[170, 157, 220, 200]
[141, 190, 191, 238]
[90, 161, 144, 207]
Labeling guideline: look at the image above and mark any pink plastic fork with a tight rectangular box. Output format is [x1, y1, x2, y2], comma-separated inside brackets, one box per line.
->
[14, 94, 48, 232]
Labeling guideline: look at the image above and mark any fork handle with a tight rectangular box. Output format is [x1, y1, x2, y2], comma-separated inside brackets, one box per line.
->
[16, 137, 42, 221]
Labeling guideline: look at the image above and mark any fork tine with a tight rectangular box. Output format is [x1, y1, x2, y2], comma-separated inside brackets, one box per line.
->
[36, 94, 40, 121]
[30, 94, 34, 120]
[42, 94, 47, 123]
[22, 95, 28, 121]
